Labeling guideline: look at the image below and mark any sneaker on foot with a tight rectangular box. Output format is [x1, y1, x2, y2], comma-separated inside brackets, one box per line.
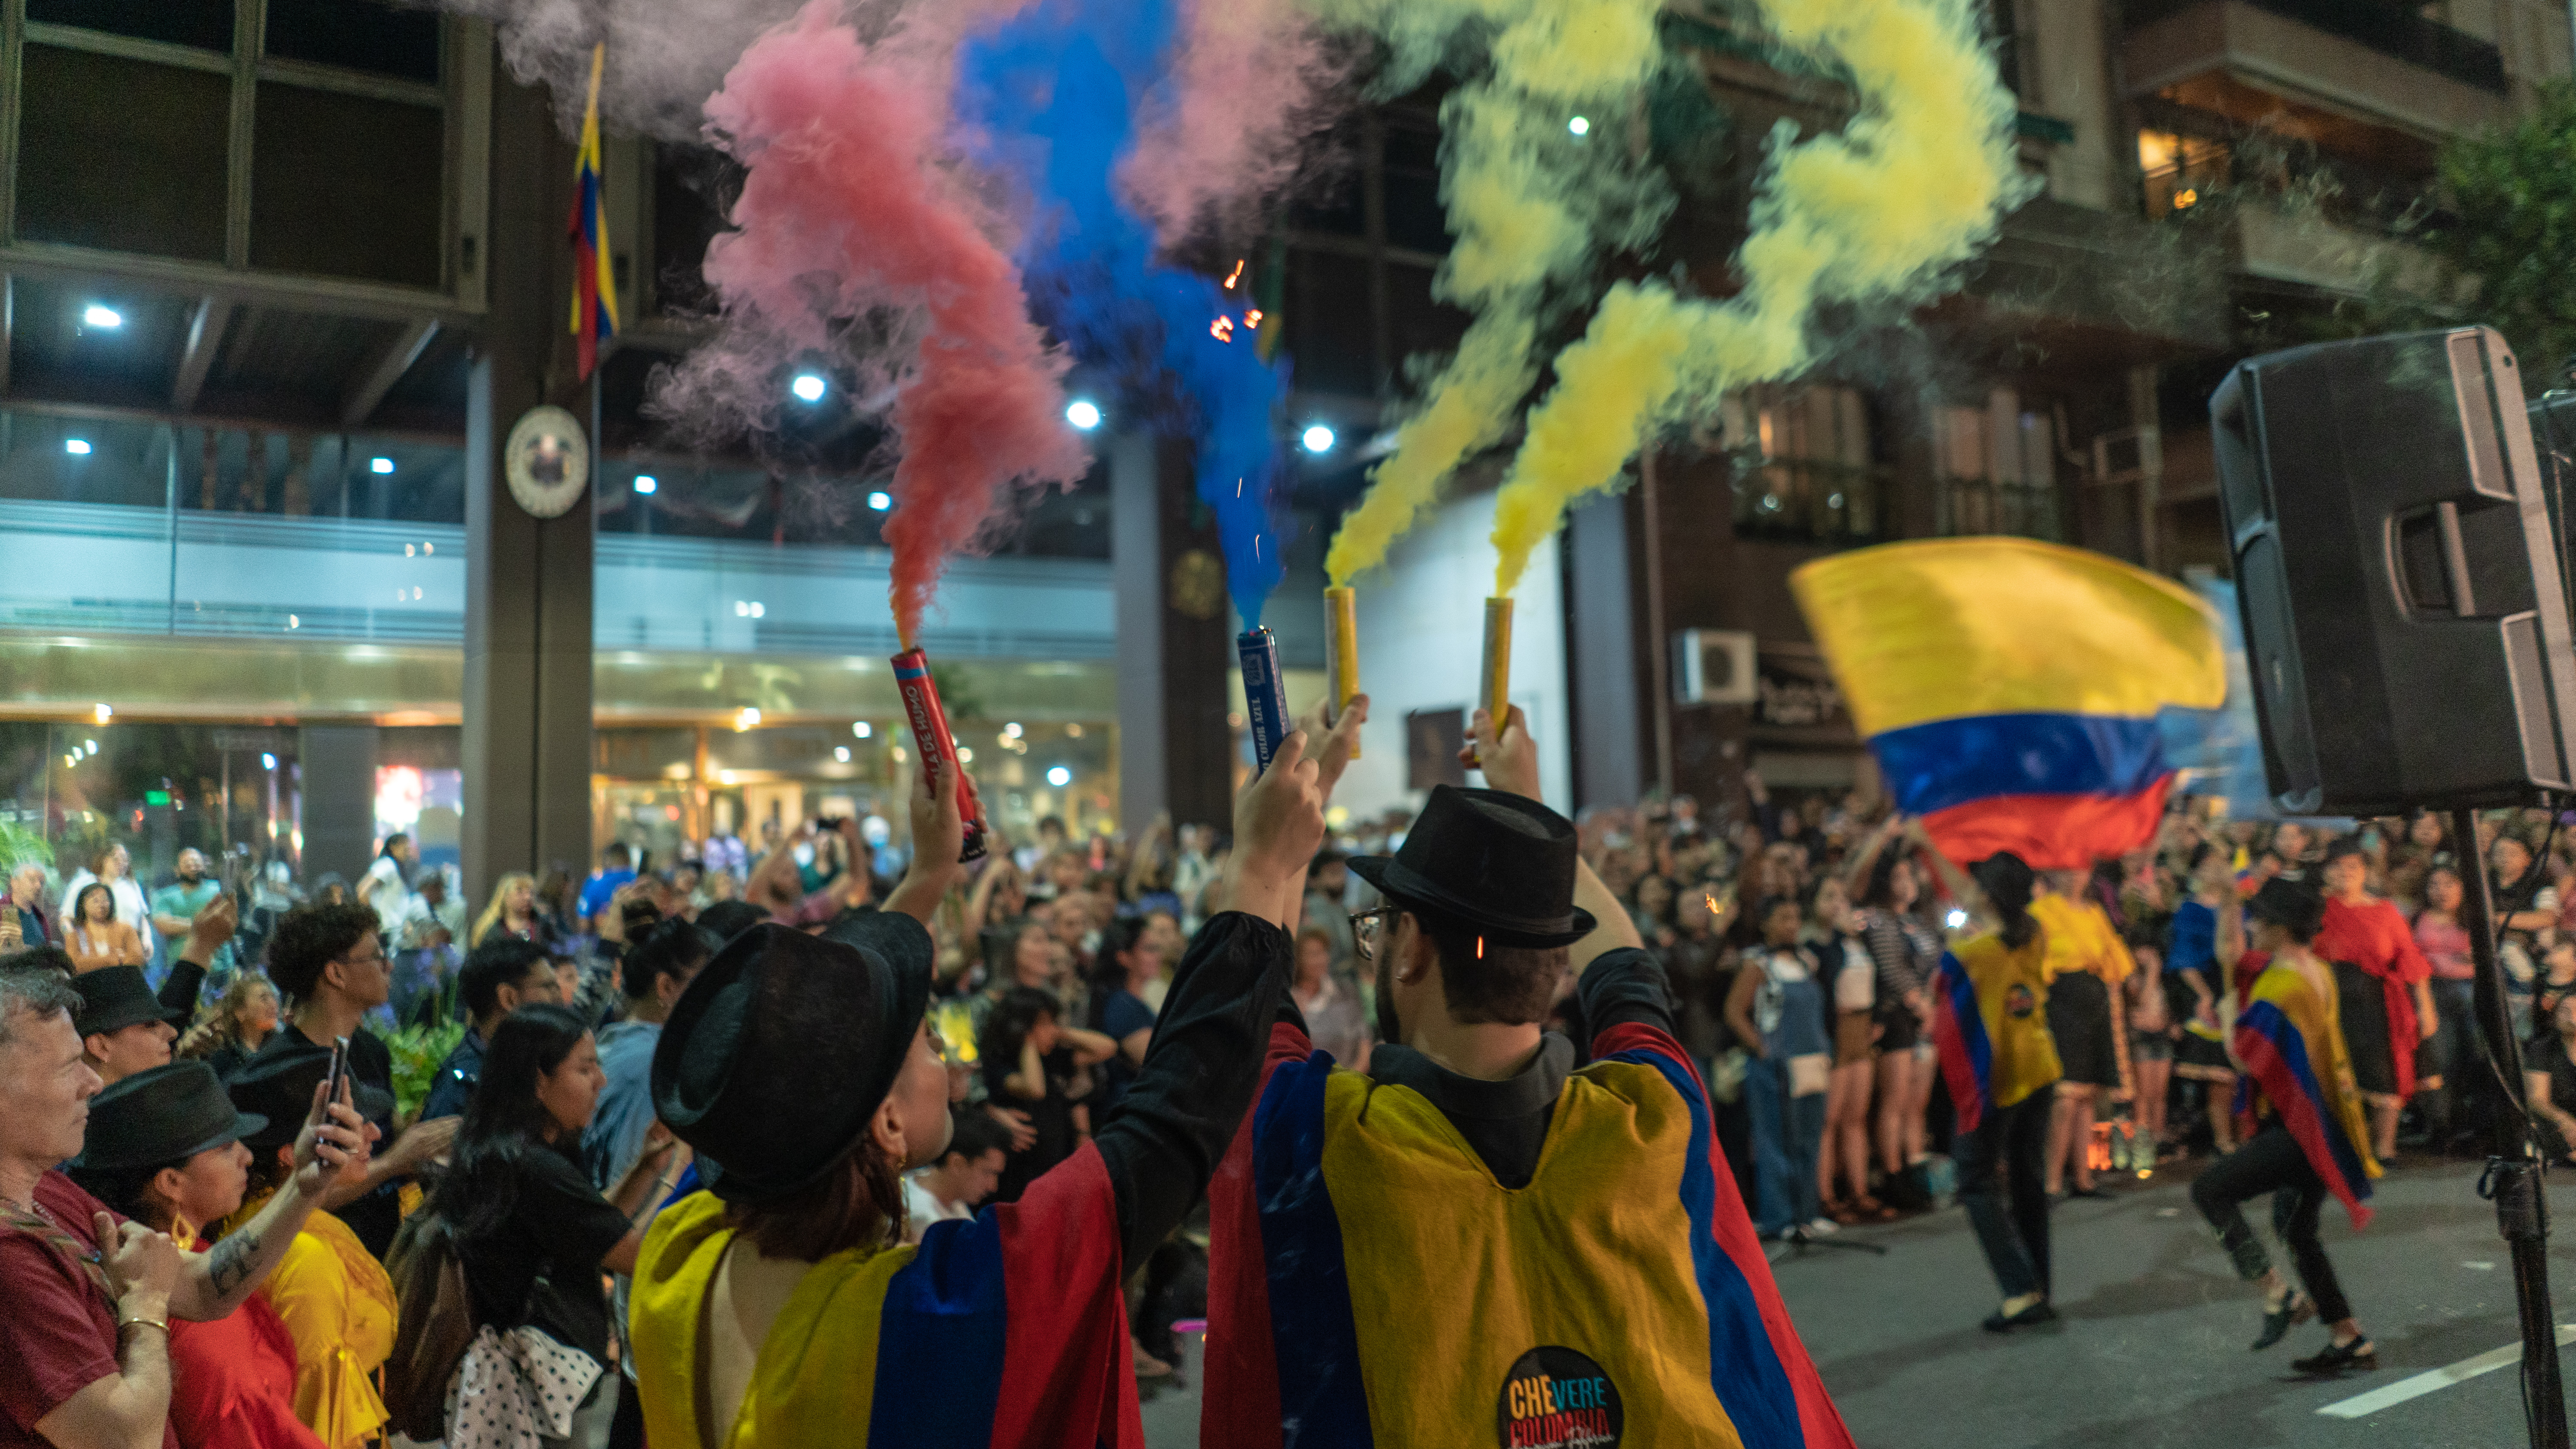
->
[1803, 1216, 1841, 1236]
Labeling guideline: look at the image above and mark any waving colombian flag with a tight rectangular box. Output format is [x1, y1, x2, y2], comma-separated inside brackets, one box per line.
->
[1791, 538, 2225, 870]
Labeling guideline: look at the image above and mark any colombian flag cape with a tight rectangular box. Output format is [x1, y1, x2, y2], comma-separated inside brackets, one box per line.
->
[1792, 539, 2226, 870]
[2233, 963, 2382, 1228]
[629, 1143, 1138, 1449]
[1202, 1021, 1852, 1449]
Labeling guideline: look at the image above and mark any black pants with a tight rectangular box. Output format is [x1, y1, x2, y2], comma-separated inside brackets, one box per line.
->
[2190, 1122, 2353, 1324]
[1953, 1092, 2052, 1300]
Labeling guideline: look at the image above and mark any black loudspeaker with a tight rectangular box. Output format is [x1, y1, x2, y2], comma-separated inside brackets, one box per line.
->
[2210, 326, 2576, 816]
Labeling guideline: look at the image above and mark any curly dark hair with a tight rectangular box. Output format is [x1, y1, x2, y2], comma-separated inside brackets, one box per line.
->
[264, 901, 383, 1003]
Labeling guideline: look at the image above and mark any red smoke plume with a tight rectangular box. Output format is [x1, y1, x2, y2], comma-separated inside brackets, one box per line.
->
[687, 0, 1087, 644]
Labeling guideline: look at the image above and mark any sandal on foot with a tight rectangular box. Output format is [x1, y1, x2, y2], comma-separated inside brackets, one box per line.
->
[2251, 1291, 2314, 1350]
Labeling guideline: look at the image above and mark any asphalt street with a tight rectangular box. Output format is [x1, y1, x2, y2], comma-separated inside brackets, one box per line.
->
[1141, 1157, 2576, 1447]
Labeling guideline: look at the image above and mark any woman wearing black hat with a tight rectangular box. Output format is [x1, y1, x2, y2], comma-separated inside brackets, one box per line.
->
[63, 1062, 326, 1449]
[222, 1046, 402, 1449]
[2190, 876, 2384, 1375]
[422, 1002, 690, 1447]
[629, 712, 1353, 1449]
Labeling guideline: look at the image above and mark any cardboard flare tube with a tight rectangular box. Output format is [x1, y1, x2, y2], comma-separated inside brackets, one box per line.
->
[1323, 586, 1361, 761]
[1474, 596, 1513, 766]
[1237, 627, 1293, 775]
[891, 646, 988, 862]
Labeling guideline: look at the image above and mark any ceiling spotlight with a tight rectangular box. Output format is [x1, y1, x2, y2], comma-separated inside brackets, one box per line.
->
[370, 457, 395, 475]
[1066, 399, 1103, 430]
[1567, 115, 1592, 137]
[735, 707, 762, 731]
[92, 703, 112, 725]
[1301, 424, 1337, 454]
[1046, 764, 1073, 788]
[834, 746, 851, 762]
[261, 752, 278, 770]
[633, 474, 658, 494]
[64, 439, 92, 456]
[790, 373, 828, 403]
[867, 491, 893, 512]
[82, 303, 123, 329]
[853, 721, 872, 738]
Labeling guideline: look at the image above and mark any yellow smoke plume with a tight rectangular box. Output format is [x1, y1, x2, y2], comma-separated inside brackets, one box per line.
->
[1488, 0, 2026, 594]
[1319, 0, 1668, 588]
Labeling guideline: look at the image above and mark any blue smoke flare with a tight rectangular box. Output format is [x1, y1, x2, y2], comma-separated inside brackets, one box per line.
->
[955, 0, 1288, 626]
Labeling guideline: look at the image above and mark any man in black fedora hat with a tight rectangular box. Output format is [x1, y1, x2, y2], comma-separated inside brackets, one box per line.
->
[0, 967, 372, 1449]
[70, 965, 187, 1087]
[627, 706, 1360, 1449]
[1202, 706, 1855, 1449]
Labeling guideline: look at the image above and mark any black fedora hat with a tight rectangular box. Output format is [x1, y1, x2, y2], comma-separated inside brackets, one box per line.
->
[1347, 784, 1596, 949]
[652, 912, 935, 1204]
[71, 966, 185, 1039]
[71, 1061, 267, 1171]
[226, 1041, 395, 1154]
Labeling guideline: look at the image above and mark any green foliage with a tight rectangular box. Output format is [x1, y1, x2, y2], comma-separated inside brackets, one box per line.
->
[385, 1019, 467, 1123]
[0, 820, 52, 873]
[2417, 84, 2576, 391]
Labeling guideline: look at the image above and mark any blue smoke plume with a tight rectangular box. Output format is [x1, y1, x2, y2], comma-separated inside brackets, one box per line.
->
[954, 0, 1288, 626]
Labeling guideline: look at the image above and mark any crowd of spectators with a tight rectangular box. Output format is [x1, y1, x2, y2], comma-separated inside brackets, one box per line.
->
[11, 764, 2576, 1448]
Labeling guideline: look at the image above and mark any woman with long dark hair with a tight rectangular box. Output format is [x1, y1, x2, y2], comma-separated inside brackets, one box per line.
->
[426, 1003, 688, 1446]
[1935, 852, 2063, 1331]
[64, 1063, 331, 1449]
[1853, 843, 1940, 1206]
[65, 880, 148, 973]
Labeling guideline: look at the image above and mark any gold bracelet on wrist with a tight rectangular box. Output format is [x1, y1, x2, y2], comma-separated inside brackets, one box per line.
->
[117, 1313, 169, 1336]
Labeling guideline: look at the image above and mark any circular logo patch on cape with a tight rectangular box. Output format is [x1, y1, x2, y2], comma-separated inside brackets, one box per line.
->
[2005, 983, 2038, 1018]
[1496, 1346, 1622, 1448]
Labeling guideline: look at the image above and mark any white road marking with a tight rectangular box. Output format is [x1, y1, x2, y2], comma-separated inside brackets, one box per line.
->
[2317, 1325, 2576, 1418]
[2462, 1261, 2497, 1271]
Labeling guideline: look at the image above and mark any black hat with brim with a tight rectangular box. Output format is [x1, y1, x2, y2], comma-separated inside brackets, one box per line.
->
[1346, 784, 1595, 950]
[652, 912, 935, 1204]
[71, 1061, 267, 1171]
[226, 1041, 395, 1154]
[70, 965, 186, 1038]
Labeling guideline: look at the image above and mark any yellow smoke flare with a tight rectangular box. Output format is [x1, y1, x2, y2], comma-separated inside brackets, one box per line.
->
[1320, 0, 1669, 588]
[1488, 0, 2027, 594]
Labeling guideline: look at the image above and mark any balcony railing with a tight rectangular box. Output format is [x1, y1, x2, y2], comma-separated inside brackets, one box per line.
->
[2127, 0, 2507, 94]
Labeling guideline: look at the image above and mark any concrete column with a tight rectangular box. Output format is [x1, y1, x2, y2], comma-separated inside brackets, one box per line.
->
[1565, 492, 1644, 812]
[298, 725, 378, 886]
[1111, 431, 1168, 831]
[462, 66, 594, 908]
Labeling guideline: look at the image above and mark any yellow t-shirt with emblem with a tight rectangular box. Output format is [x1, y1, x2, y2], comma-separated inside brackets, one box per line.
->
[1953, 931, 2062, 1109]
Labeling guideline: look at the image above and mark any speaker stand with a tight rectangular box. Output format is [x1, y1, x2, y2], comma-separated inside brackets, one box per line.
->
[2450, 806, 2569, 1449]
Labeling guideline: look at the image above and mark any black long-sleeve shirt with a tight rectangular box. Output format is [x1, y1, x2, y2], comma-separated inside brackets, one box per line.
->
[1093, 910, 1293, 1270]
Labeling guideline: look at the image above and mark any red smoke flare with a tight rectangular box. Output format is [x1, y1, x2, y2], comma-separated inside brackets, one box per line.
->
[695, 1, 1087, 645]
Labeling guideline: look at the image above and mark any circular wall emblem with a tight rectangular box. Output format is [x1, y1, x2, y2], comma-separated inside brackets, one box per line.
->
[504, 404, 590, 518]
[1496, 1346, 1622, 1448]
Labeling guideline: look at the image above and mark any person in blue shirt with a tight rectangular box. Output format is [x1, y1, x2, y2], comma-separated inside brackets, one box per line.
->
[577, 843, 638, 933]
[420, 937, 564, 1121]
[583, 919, 717, 1188]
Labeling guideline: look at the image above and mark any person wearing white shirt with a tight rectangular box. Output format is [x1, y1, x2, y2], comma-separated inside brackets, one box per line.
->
[899, 1110, 1012, 1243]
[358, 831, 417, 940]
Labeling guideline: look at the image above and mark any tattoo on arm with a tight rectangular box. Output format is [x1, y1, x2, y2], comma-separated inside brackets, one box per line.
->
[204, 1228, 261, 1300]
